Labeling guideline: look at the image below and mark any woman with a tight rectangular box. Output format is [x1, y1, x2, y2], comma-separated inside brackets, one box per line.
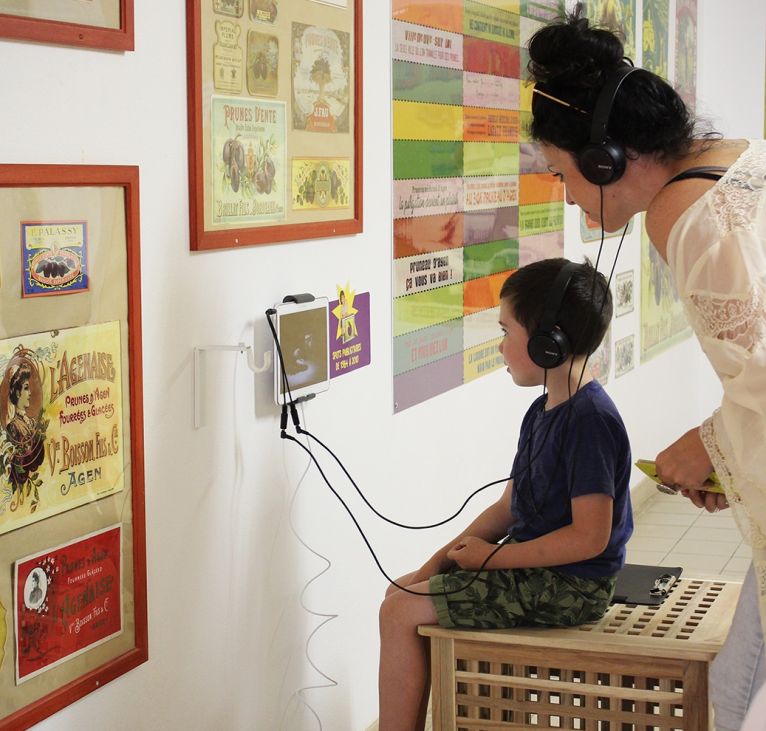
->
[4, 363, 45, 510]
[526, 6, 766, 729]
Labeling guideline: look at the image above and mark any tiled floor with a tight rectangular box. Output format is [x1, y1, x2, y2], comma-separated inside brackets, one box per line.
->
[629, 489, 749, 582]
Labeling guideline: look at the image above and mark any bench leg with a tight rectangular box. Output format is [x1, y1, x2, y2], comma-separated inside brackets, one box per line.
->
[429, 637, 457, 731]
[683, 660, 710, 730]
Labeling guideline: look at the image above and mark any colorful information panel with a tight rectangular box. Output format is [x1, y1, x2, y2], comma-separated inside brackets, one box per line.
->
[392, 0, 564, 411]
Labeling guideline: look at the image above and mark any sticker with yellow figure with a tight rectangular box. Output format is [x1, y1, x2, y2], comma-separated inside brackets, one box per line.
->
[330, 284, 371, 378]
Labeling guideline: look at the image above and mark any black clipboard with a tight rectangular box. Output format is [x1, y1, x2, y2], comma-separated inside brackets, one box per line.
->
[611, 563, 683, 605]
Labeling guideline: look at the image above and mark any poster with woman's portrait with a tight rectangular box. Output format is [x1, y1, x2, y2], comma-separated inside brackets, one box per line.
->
[0, 322, 124, 535]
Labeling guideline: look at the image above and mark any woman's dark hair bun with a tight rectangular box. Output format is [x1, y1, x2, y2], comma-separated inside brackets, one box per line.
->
[527, 2, 626, 90]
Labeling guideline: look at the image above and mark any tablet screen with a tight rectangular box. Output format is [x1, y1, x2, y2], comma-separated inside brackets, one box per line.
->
[274, 298, 329, 405]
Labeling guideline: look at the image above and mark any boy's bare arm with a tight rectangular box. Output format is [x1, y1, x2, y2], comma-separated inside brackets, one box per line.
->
[447, 493, 612, 571]
[409, 479, 515, 582]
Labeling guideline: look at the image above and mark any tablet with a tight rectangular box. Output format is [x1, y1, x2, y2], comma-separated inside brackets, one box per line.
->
[273, 297, 330, 406]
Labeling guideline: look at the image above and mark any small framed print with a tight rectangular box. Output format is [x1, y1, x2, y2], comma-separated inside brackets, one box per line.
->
[615, 334, 635, 378]
[0, 164, 146, 730]
[615, 270, 634, 317]
[0, 1, 134, 51]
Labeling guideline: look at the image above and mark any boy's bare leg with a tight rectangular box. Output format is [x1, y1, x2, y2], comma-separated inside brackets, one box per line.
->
[379, 580, 439, 731]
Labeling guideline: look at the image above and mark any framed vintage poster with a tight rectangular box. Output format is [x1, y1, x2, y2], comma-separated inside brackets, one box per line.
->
[186, 0, 363, 250]
[0, 165, 147, 729]
[0, 1, 134, 51]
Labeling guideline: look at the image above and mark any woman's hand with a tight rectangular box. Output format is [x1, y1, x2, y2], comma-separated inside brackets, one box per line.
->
[655, 426, 714, 489]
[679, 487, 729, 513]
[446, 536, 495, 570]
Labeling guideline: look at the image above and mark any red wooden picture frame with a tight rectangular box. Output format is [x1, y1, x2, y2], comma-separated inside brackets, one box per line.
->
[186, 0, 363, 250]
[0, 165, 147, 729]
[0, 1, 134, 51]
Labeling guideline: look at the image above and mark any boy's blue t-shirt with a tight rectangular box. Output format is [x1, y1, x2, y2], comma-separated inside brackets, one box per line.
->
[508, 380, 633, 579]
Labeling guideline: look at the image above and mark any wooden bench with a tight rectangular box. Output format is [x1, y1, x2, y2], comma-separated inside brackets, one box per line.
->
[419, 578, 741, 731]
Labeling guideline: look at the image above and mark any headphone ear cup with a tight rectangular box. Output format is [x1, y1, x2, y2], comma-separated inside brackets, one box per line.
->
[527, 328, 572, 369]
[578, 140, 627, 186]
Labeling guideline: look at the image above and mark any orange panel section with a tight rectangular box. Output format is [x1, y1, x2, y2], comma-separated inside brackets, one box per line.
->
[463, 107, 519, 143]
[394, 213, 464, 259]
[392, 0, 463, 34]
[463, 271, 513, 315]
[519, 173, 565, 206]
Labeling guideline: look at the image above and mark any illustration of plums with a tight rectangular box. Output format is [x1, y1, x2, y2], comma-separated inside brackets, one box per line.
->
[231, 159, 241, 192]
[264, 155, 275, 183]
[255, 169, 269, 194]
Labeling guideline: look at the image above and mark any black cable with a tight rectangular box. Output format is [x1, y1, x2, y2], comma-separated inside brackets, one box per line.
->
[296, 425, 510, 529]
[281, 429, 513, 597]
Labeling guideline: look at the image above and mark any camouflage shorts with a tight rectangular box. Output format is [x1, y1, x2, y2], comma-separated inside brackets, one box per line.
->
[429, 564, 616, 630]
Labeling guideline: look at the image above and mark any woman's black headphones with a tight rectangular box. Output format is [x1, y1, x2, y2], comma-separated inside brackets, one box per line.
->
[527, 261, 579, 369]
[578, 64, 638, 186]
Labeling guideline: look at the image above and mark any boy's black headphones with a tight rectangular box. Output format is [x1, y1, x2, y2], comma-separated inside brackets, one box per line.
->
[578, 64, 638, 186]
[527, 261, 579, 369]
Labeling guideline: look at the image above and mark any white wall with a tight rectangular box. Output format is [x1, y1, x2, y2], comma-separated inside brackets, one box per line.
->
[0, 1, 762, 729]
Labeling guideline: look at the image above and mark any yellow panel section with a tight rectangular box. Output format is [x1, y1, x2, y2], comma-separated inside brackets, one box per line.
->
[394, 100, 464, 141]
[520, 79, 534, 112]
[464, 338, 505, 382]
[476, 0, 521, 13]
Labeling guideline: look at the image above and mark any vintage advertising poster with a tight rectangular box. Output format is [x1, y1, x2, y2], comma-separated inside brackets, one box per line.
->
[214, 0, 244, 17]
[614, 334, 635, 378]
[675, 0, 697, 112]
[590, 325, 611, 385]
[291, 23, 351, 133]
[0, 321, 124, 535]
[211, 96, 286, 226]
[246, 30, 279, 96]
[213, 18, 244, 94]
[21, 220, 89, 298]
[583, 0, 635, 60]
[614, 269, 634, 317]
[292, 158, 351, 210]
[391, 0, 564, 411]
[14, 524, 122, 683]
[640, 215, 691, 362]
[580, 211, 634, 242]
[642, 0, 669, 78]
[250, 0, 278, 24]
[329, 285, 370, 378]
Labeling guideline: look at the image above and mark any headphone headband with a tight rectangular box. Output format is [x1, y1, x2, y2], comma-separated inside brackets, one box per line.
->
[589, 64, 637, 145]
[538, 261, 579, 333]
[578, 64, 638, 186]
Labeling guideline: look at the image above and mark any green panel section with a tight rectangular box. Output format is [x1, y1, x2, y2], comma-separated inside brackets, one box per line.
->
[394, 284, 464, 337]
[464, 1, 520, 44]
[392, 60, 463, 105]
[464, 142, 519, 176]
[393, 319, 464, 376]
[519, 202, 565, 236]
[463, 239, 519, 281]
[394, 140, 464, 180]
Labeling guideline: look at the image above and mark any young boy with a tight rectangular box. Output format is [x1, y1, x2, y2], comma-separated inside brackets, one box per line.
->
[378, 258, 633, 731]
